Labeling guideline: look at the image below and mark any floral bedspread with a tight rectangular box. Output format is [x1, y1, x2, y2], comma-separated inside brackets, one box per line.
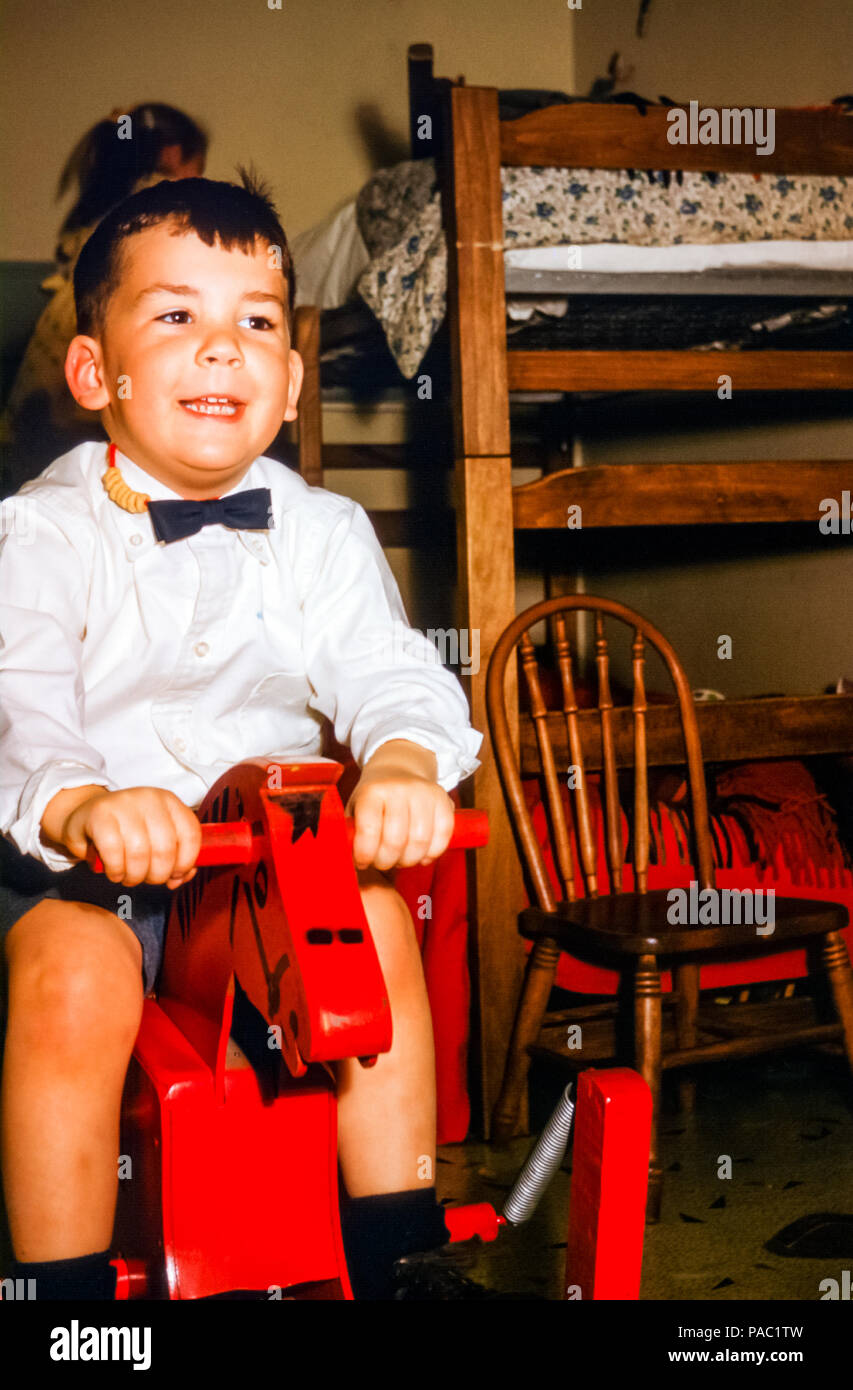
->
[355, 159, 853, 377]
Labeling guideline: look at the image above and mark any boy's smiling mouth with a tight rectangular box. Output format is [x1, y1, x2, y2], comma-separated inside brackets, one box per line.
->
[179, 395, 246, 419]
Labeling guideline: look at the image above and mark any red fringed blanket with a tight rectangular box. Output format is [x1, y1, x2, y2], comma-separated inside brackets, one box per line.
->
[521, 760, 853, 997]
[338, 746, 852, 1144]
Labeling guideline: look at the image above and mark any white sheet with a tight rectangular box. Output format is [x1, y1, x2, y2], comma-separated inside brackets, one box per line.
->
[291, 195, 853, 317]
[290, 200, 369, 311]
[504, 240, 853, 275]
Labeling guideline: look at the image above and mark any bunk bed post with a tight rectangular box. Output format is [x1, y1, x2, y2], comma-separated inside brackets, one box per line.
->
[441, 83, 528, 1136]
[408, 43, 440, 160]
[291, 305, 323, 487]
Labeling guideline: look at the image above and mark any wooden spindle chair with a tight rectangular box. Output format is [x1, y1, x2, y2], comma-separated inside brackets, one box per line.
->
[487, 596, 853, 1220]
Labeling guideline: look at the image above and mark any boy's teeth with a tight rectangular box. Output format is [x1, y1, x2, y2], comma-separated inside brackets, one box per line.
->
[183, 397, 239, 416]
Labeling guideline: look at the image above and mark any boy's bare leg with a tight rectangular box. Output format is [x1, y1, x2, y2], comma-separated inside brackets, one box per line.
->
[334, 869, 436, 1197]
[1, 899, 144, 1261]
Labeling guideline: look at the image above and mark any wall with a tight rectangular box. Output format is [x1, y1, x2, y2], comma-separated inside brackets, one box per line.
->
[567, 0, 853, 696]
[572, 0, 853, 107]
[0, 0, 576, 259]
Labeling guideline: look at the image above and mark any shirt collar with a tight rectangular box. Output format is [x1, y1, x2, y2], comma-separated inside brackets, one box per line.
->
[103, 445, 273, 565]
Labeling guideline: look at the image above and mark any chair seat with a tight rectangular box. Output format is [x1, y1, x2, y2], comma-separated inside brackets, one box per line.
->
[520, 890, 849, 957]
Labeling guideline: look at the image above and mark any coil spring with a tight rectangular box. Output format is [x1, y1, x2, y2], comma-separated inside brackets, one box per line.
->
[502, 1083, 575, 1226]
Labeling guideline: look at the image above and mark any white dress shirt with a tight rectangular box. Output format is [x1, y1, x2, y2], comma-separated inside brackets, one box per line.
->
[0, 440, 482, 870]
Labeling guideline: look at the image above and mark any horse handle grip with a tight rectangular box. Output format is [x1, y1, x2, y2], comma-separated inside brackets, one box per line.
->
[88, 808, 489, 873]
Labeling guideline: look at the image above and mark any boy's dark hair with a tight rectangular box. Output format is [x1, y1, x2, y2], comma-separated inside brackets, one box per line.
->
[73, 167, 295, 340]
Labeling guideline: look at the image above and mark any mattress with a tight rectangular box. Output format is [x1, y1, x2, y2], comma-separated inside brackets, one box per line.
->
[355, 159, 853, 376]
[504, 241, 853, 333]
[504, 239, 853, 277]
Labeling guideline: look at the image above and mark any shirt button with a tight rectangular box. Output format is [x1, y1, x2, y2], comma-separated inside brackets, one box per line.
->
[130, 534, 143, 546]
[194, 641, 209, 657]
[174, 738, 187, 753]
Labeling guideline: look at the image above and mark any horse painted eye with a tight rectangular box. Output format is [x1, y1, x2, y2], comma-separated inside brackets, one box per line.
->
[254, 859, 268, 908]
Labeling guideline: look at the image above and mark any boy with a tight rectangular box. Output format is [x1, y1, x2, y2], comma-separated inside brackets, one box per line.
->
[0, 172, 486, 1300]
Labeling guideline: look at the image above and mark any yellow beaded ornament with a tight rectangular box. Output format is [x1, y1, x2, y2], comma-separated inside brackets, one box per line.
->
[101, 442, 151, 514]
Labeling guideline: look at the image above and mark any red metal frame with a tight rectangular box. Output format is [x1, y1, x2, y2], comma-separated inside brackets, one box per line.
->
[566, 1069, 653, 1299]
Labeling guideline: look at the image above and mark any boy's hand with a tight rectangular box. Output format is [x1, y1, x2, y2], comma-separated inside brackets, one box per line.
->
[41, 785, 201, 889]
[346, 740, 455, 872]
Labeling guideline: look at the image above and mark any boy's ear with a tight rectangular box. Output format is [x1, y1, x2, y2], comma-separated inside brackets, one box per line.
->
[65, 336, 112, 411]
[282, 348, 304, 423]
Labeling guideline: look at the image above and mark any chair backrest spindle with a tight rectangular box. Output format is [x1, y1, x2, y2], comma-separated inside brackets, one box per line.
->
[554, 615, 598, 897]
[594, 613, 624, 894]
[521, 631, 577, 901]
[632, 630, 650, 895]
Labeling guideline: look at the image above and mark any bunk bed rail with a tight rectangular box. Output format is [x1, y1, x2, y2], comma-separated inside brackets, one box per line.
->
[499, 101, 853, 175]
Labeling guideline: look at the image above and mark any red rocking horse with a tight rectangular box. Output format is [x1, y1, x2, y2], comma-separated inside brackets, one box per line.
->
[94, 758, 651, 1300]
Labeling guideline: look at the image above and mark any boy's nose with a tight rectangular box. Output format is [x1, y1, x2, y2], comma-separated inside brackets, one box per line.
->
[197, 337, 243, 367]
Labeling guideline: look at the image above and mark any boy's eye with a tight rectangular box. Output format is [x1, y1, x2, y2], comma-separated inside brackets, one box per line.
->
[155, 311, 277, 330]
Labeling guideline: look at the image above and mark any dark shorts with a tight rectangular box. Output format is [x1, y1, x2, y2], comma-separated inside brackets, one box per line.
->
[0, 835, 171, 995]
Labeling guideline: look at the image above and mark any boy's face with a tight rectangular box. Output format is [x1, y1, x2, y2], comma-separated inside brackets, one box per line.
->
[65, 222, 302, 498]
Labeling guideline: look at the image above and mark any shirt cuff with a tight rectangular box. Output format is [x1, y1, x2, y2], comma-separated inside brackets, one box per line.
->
[8, 762, 119, 871]
[359, 722, 483, 793]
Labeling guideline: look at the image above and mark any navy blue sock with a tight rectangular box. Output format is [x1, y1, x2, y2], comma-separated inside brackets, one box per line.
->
[339, 1186, 450, 1301]
[5, 1250, 116, 1300]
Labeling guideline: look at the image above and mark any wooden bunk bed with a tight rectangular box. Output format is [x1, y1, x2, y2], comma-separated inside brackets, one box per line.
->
[427, 66, 853, 1133]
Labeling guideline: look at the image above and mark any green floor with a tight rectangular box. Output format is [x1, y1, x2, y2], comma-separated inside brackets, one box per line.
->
[2, 1048, 849, 1300]
[435, 1051, 853, 1301]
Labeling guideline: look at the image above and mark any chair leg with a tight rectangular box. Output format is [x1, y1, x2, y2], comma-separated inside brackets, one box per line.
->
[673, 962, 699, 1114]
[491, 936, 560, 1145]
[821, 931, 853, 1071]
[634, 953, 663, 1223]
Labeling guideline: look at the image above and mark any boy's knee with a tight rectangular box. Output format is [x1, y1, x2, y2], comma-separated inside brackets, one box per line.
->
[5, 900, 143, 1056]
[356, 869, 422, 988]
[356, 867, 411, 932]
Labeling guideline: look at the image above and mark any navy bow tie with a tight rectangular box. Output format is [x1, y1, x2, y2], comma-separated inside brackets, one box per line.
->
[146, 488, 274, 544]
